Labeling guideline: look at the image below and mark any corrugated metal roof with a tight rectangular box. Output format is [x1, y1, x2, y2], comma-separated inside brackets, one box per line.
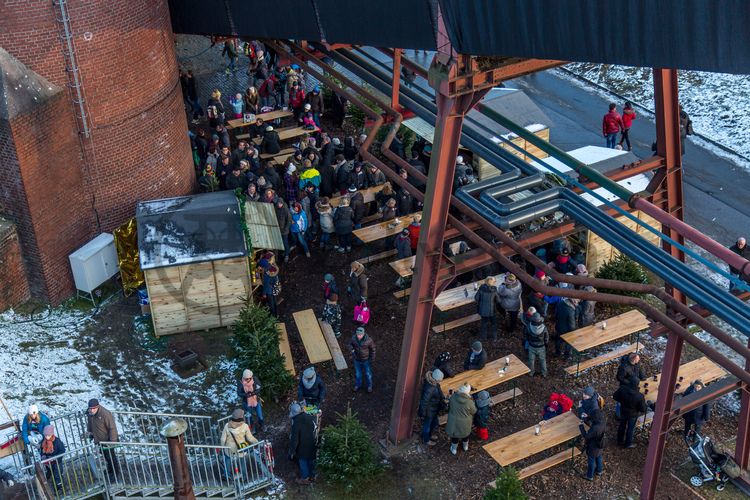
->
[136, 191, 247, 270]
[244, 201, 285, 251]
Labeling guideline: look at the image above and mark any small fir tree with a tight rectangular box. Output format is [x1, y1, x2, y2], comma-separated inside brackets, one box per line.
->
[484, 468, 528, 500]
[317, 406, 384, 489]
[595, 253, 650, 297]
[231, 302, 295, 400]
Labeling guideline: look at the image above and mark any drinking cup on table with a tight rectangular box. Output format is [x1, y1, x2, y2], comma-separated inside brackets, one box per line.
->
[505, 356, 510, 366]
[534, 424, 541, 436]
[601, 321, 607, 330]
[473, 282, 478, 290]
[678, 376, 684, 382]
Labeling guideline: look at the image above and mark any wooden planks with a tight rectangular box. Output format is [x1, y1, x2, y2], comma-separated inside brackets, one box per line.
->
[434, 274, 504, 312]
[260, 147, 296, 160]
[389, 256, 415, 277]
[517, 447, 580, 480]
[318, 319, 348, 371]
[356, 249, 397, 265]
[244, 201, 285, 250]
[586, 210, 661, 275]
[640, 357, 726, 405]
[292, 309, 332, 364]
[441, 354, 529, 395]
[439, 388, 523, 426]
[252, 126, 313, 146]
[564, 343, 641, 376]
[431, 314, 481, 334]
[562, 309, 650, 352]
[213, 257, 251, 324]
[483, 411, 582, 467]
[277, 323, 296, 375]
[360, 213, 383, 225]
[183, 262, 221, 330]
[352, 212, 421, 243]
[227, 109, 293, 129]
[330, 184, 385, 207]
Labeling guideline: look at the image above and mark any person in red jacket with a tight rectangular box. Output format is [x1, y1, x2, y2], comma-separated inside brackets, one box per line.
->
[619, 101, 637, 151]
[289, 81, 306, 119]
[602, 103, 624, 149]
[407, 213, 422, 251]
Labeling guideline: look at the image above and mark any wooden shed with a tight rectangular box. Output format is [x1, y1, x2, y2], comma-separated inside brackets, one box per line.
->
[137, 191, 251, 336]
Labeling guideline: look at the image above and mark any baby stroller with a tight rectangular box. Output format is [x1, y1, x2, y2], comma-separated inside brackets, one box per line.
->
[685, 431, 739, 491]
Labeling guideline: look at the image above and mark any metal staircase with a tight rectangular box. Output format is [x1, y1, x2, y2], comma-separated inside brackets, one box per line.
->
[12, 410, 274, 500]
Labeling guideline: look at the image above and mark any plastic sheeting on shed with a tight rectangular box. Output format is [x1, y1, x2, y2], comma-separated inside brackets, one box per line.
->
[438, 0, 750, 74]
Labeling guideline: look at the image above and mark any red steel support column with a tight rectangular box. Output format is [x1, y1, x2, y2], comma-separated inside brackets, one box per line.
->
[641, 69, 687, 499]
[392, 48, 402, 111]
[388, 89, 476, 443]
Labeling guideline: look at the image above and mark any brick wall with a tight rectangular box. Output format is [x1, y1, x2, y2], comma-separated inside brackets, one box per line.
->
[0, 0, 194, 303]
[0, 221, 31, 311]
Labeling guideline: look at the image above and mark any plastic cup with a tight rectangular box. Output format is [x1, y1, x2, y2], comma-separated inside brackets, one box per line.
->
[505, 356, 510, 366]
[534, 425, 541, 436]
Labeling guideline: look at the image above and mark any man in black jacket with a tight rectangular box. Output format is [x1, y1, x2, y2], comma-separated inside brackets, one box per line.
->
[274, 197, 293, 262]
[682, 380, 711, 437]
[418, 368, 446, 445]
[475, 277, 500, 341]
[729, 237, 750, 290]
[616, 353, 646, 388]
[613, 383, 647, 448]
[463, 341, 487, 370]
[288, 403, 318, 485]
[261, 126, 281, 154]
[579, 408, 605, 481]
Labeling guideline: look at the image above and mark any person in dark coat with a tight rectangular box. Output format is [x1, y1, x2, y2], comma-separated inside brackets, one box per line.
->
[348, 261, 368, 304]
[473, 391, 491, 441]
[258, 252, 280, 316]
[418, 369, 446, 445]
[274, 198, 293, 262]
[349, 188, 366, 228]
[226, 166, 250, 191]
[87, 399, 120, 476]
[348, 163, 367, 190]
[432, 352, 455, 378]
[318, 161, 336, 199]
[395, 170, 414, 215]
[395, 229, 412, 259]
[343, 136, 358, 161]
[389, 133, 406, 160]
[319, 136, 336, 168]
[474, 276, 500, 341]
[552, 248, 576, 274]
[335, 159, 353, 193]
[578, 385, 603, 419]
[577, 285, 597, 327]
[463, 341, 487, 371]
[40, 425, 66, 491]
[544, 283, 578, 357]
[613, 383, 647, 448]
[366, 164, 386, 186]
[333, 197, 354, 252]
[261, 126, 281, 155]
[579, 408, 606, 481]
[522, 311, 549, 377]
[682, 380, 711, 437]
[350, 327, 375, 393]
[526, 290, 549, 319]
[408, 149, 427, 191]
[288, 403, 318, 485]
[616, 352, 647, 388]
[260, 161, 282, 192]
[729, 237, 750, 290]
[297, 367, 325, 407]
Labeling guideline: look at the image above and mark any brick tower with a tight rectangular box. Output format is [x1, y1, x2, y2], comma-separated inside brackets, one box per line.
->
[0, 0, 194, 305]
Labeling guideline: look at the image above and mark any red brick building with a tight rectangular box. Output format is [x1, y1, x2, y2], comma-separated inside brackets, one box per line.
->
[0, 0, 194, 306]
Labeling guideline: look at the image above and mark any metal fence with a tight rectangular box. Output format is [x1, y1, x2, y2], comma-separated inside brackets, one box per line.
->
[21, 443, 106, 500]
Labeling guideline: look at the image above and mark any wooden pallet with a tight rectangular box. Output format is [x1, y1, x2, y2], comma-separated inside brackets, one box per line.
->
[276, 323, 296, 376]
[439, 388, 523, 425]
[356, 249, 398, 265]
[318, 319, 348, 371]
[431, 314, 481, 334]
[292, 309, 332, 364]
[564, 342, 642, 376]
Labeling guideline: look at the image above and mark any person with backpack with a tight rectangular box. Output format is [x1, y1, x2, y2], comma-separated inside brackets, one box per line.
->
[578, 386, 604, 419]
[418, 368, 446, 446]
[474, 276, 501, 341]
[220, 409, 258, 479]
[350, 326, 375, 393]
[446, 384, 477, 455]
[613, 382, 647, 449]
[579, 408, 606, 481]
[522, 310, 549, 377]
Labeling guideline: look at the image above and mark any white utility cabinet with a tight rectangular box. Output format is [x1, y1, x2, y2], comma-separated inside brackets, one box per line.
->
[69, 233, 119, 295]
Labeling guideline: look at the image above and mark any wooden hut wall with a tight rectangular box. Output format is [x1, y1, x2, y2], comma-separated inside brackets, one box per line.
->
[586, 211, 661, 275]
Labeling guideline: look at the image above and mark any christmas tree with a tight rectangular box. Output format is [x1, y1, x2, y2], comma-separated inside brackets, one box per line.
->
[484, 467, 527, 500]
[232, 302, 295, 401]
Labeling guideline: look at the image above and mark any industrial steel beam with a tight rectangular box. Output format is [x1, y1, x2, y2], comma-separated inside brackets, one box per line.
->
[447, 58, 565, 97]
[392, 48, 402, 111]
[737, 340, 750, 469]
[642, 68, 687, 500]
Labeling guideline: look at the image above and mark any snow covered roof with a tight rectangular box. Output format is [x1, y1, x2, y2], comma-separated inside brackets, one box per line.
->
[0, 47, 62, 120]
[579, 174, 651, 207]
[529, 145, 640, 176]
[136, 191, 247, 270]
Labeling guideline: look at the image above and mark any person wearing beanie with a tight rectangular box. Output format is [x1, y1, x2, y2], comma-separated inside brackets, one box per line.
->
[258, 251, 281, 316]
[446, 384, 477, 455]
[332, 195, 355, 252]
[418, 368, 447, 446]
[475, 276, 501, 341]
[87, 399, 120, 475]
[261, 124, 281, 155]
[395, 228, 412, 259]
[579, 408, 606, 481]
[322, 273, 338, 301]
[321, 291, 342, 338]
[289, 400, 318, 485]
[21, 404, 50, 447]
[497, 273, 523, 333]
[431, 351, 455, 378]
[578, 386, 603, 419]
[39, 425, 66, 490]
[298, 367, 326, 407]
[473, 390, 492, 440]
[220, 408, 258, 478]
[350, 327, 376, 393]
[553, 246, 577, 274]
[526, 289, 549, 320]
[522, 311, 549, 377]
[464, 341, 488, 370]
[237, 369, 264, 431]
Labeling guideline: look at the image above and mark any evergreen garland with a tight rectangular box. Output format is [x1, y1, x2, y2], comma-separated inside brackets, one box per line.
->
[484, 468, 528, 500]
[231, 302, 295, 401]
[317, 406, 385, 489]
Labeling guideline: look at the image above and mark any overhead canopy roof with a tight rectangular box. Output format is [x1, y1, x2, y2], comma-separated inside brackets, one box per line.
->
[169, 0, 750, 74]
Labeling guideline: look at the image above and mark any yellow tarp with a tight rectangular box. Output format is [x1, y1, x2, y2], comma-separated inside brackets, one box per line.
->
[114, 218, 144, 295]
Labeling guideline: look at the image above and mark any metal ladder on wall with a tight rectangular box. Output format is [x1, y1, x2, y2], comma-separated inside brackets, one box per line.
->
[11, 410, 275, 499]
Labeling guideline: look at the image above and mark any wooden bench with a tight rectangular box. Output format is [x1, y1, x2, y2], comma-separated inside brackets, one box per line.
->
[260, 147, 296, 161]
[439, 388, 523, 425]
[318, 319, 348, 371]
[488, 447, 582, 485]
[360, 213, 382, 224]
[431, 314, 480, 334]
[292, 309, 332, 364]
[564, 342, 642, 376]
[356, 249, 397, 265]
[276, 323, 296, 375]
[393, 288, 411, 299]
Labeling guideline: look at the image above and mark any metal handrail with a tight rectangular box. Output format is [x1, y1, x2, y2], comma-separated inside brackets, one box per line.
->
[21, 442, 106, 500]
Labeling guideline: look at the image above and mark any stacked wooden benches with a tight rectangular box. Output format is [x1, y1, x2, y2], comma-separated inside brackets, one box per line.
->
[291, 309, 348, 372]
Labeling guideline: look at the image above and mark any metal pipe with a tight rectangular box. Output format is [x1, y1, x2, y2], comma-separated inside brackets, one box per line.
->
[161, 419, 196, 500]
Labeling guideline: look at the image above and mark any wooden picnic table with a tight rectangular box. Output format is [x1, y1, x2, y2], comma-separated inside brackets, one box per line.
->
[640, 357, 726, 405]
[252, 126, 314, 146]
[483, 410, 582, 467]
[227, 110, 293, 129]
[292, 309, 332, 364]
[352, 212, 421, 244]
[330, 184, 386, 207]
[441, 354, 529, 396]
[562, 309, 650, 353]
[434, 274, 504, 312]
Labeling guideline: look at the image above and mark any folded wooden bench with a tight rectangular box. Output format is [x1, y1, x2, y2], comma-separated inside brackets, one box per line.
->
[292, 309, 332, 365]
[432, 314, 481, 334]
[318, 319, 348, 371]
[564, 342, 642, 377]
[487, 447, 581, 486]
[439, 388, 523, 426]
[276, 323, 296, 375]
